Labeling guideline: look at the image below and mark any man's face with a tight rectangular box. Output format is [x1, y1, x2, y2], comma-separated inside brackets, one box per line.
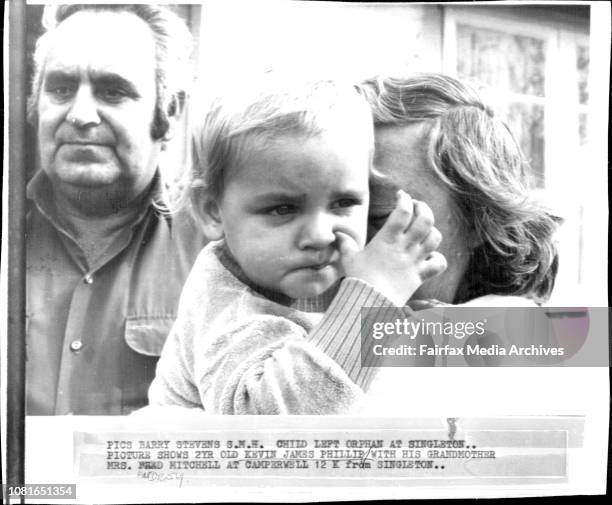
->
[216, 132, 370, 299]
[37, 10, 160, 208]
[369, 123, 473, 303]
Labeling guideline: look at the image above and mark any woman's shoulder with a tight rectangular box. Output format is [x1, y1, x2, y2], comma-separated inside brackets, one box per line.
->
[458, 294, 538, 307]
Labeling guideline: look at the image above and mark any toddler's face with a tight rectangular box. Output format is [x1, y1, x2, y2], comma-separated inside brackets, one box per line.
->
[217, 132, 370, 299]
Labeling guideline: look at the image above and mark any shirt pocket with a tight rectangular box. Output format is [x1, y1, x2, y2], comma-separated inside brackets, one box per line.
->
[124, 315, 176, 357]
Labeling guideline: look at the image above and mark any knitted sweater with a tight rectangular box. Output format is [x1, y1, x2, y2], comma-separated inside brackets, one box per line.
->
[149, 241, 390, 414]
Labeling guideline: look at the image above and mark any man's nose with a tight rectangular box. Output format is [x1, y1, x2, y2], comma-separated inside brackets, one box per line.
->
[297, 212, 336, 250]
[66, 85, 101, 128]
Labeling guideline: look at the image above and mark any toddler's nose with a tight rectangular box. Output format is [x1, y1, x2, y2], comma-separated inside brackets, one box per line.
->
[297, 213, 336, 250]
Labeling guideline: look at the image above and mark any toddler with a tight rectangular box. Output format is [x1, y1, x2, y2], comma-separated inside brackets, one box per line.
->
[149, 80, 446, 414]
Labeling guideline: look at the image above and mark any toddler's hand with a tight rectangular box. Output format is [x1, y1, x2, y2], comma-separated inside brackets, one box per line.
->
[337, 190, 447, 306]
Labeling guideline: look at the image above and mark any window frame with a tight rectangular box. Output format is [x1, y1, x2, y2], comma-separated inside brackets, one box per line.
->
[442, 6, 599, 303]
[443, 8, 558, 186]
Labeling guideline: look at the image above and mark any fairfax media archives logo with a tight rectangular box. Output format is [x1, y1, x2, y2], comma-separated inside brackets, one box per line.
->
[360, 307, 598, 367]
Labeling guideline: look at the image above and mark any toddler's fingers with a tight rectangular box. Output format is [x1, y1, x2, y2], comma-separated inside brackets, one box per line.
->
[379, 190, 414, 241]
[420, 227, 442, 251]
[404, 200, 434, 243]
[420, 251, 448, 279]
[335, 231, 360, 259]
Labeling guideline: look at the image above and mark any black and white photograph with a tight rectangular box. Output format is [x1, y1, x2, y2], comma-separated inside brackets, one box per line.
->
[2, 0, 609, 502]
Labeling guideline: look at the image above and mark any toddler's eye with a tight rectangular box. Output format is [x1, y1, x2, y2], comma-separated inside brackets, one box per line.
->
[333, 198, 360, 209]
[268, 204, 296, 216]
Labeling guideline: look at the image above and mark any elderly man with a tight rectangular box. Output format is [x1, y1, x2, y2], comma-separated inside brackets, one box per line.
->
[26, 4, 207, 415]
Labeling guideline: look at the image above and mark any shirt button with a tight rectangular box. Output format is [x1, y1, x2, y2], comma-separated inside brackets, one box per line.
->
[84, 274, 94, 284]
[70, 340, 83, 352]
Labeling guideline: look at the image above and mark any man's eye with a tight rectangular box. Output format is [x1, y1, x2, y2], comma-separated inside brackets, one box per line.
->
[98, 87, 128, 102]
[267, 204, 296, 216]
[47, 85, 75, 100]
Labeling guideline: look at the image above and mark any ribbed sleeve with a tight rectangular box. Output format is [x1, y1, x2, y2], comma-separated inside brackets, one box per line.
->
[308, 277, 411, 391]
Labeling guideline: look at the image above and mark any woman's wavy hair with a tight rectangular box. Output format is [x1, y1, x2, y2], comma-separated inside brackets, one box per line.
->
[358, 74, 562, 303]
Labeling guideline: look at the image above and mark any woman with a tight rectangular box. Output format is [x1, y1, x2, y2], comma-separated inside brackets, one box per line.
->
[348, 74, 565, 412]
[359, 73, 561, 307]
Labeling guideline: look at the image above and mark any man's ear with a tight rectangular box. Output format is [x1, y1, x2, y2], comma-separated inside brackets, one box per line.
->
[161, 94, 183, 141]
[199, 197, 225, 241]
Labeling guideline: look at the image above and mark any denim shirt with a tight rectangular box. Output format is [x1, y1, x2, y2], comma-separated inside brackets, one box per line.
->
[26, 171, 207, 415]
